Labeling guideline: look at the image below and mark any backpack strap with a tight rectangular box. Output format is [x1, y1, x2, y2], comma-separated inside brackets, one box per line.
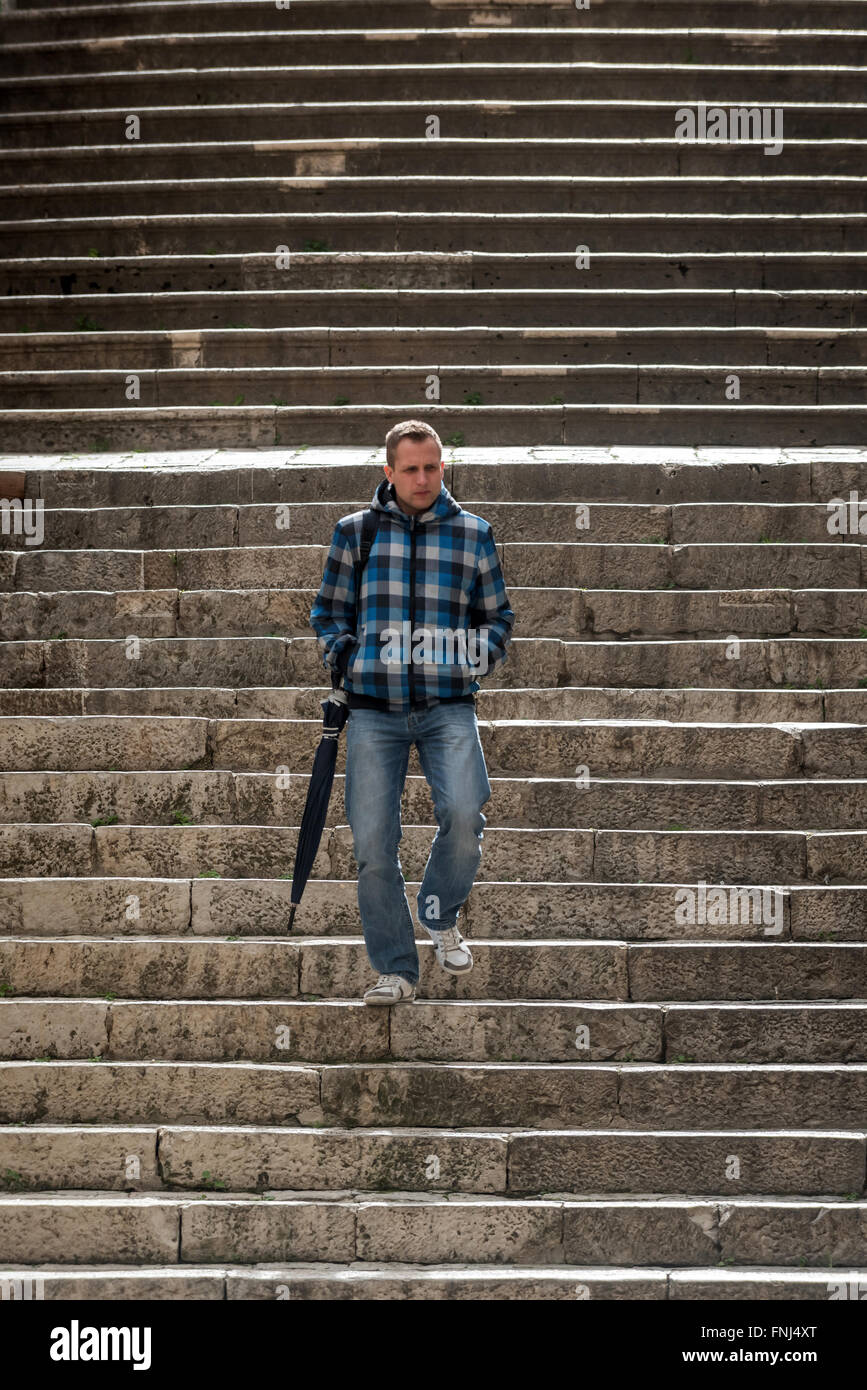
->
[355, 506, 381, 592]
[331, 508, 381, 693]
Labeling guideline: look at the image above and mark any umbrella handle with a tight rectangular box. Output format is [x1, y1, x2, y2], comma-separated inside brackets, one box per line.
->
[321, 684, 348, 739]
[321, 705, 347, 740]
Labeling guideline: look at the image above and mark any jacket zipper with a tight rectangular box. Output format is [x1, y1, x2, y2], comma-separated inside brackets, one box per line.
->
[408, 514, 416, 705]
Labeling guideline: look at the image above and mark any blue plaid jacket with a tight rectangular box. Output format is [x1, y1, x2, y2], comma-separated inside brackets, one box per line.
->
[310, 477, 515, 709]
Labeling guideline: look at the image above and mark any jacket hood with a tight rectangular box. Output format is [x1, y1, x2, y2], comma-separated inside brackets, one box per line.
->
[369, 475, 462, 525]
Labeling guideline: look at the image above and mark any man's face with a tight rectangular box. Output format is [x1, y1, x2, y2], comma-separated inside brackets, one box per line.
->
[384, 436, 444, 516]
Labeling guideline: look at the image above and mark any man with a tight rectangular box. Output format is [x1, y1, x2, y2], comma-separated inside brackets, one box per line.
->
[310, 419, 515, 1005]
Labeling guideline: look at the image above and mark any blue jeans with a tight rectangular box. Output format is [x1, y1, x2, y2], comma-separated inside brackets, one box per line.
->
[344, 700, 492, 985]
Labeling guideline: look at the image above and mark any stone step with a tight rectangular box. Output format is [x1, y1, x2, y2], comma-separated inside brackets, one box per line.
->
[8, 404, 867, 450]
[3, 769, 866, 831]
[7, 0, 866, 37]
[0, 820, 863, 883]
[6, 327, 867, 372]
[2, 1260, 864, 1299]
[0, 1121, 862, 1193]
[3, 936, 867, 1000]
[2, 584, 865, 640]
[559, 636, 867, 688]
[7, 178, 867, 222]
[17, 450, 858, 506]
[10, 141, 867, 184]
[6, 996, 867, 1062]
[3, 101, 865, 148]
[2, 541, 862, 593]
[6, 252, 867, 297]
[522, 586, 867, 638]
[7, 446, 867, 501]
[11, 406, 867, 450]
[6, 1061, 867, 1134]
[5, 212, 864, 259]
[1, 1188, 866, 1270]
[8, 285, 867, 333]
[1, 876, 861, 940]
[5, 30, 867, 80]
[7, 365, 867, 409]
[2, 633, 865, 689]
[0, 714, 864, 779]
[3, 64, 863, 112]
[8, 406, 867, 449]
[0, 684, 852, 723]
[0, 499, 858, 550]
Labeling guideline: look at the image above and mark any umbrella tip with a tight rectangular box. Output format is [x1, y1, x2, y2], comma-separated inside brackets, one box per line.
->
[287, 903, 297, 933]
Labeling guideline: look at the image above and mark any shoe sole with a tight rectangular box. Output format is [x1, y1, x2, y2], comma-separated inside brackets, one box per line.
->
[363, 998, 416, 1006]
[438, 954, 474, 974]
[363, 992, 416, 1005]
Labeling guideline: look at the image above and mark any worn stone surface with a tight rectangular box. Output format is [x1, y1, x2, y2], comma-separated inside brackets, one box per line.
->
[104, 999, 389, 1063]
[0, 1061, 322, 1125]
[0, 938, 302, 999]
[319, 1062, 617, 1129]
[0, 1195, 179, 1264]
[0, 1127, 161, 1191]
[507, 1131, 866, 1196]
[158, 1126, 508, 1192]
[0, 877, 190, 935]
[0, 1001, 108, 1060]
[665, 1003, 867, 1062]
[4, 0, 867, 1299]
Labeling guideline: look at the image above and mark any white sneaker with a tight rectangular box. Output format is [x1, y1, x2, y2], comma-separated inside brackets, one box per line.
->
[363, 973, 416, 1006]
[426, 924, 474, 974]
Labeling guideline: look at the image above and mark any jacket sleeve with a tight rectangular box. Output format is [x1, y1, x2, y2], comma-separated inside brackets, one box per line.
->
[309, 521, 360, 674]
[467, 525, 515, 677]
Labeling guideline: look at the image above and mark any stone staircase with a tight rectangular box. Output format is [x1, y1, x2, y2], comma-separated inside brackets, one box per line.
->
[1, 0, 867, 447]
[1, 0, 867, 1304]
[0, 444, 866, 1299]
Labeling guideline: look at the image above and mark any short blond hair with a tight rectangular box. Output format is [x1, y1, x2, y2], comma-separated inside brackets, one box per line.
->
[384, 419, 443, 470]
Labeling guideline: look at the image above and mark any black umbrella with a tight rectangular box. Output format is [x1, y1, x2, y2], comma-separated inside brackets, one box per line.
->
[285, 672, 349, 933]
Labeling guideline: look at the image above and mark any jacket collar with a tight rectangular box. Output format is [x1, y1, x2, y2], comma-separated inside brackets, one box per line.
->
[370, 475, 461, 525]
